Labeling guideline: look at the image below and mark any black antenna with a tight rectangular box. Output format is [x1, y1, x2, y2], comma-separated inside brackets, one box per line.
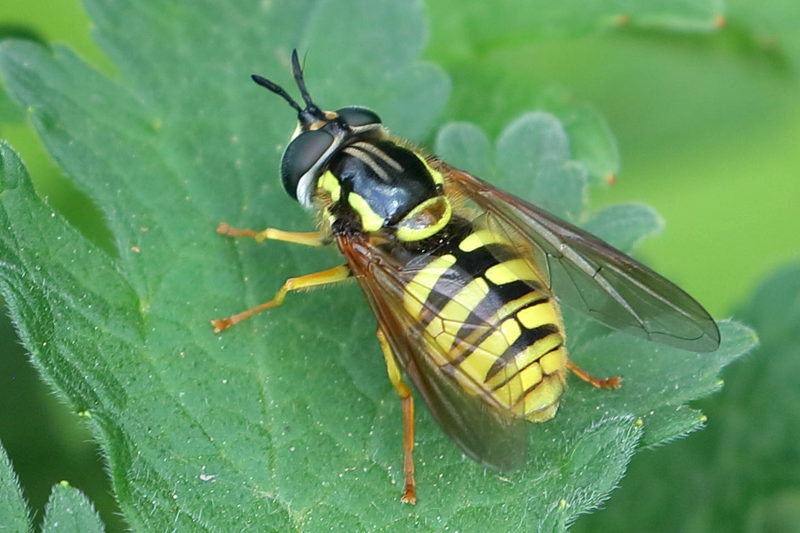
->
[250, 74, 302, 113]
[251, 49, 324, 127]
[290, 49, 319, 113]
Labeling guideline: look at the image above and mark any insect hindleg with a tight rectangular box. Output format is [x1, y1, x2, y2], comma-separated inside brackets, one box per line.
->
[217, 221, 329, 247]
[376, 328, 416, 504]
[211, 265, 351, 333]
[566, 359, 622, 389]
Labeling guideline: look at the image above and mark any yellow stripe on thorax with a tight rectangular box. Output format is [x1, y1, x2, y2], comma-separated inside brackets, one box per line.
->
[395, 196, 452, 241]
[317, 171, 341, 203]
[414, 153, 445, 186]
[347, 191, 385, 232]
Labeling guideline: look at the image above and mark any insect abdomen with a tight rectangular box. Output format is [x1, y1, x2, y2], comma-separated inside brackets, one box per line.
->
[402, 224, 568, 422]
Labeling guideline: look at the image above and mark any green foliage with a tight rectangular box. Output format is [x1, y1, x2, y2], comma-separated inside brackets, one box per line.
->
[0, 441, 103, 533]
[729, 0, 800, 79]
[426, 0, 726, 184]
[40, 482, 105, 533]
[0, 84, 21, 123]
[0, 441, 30, 532]
[572, 263, 800, 533]
[0, 25, 42, 123]
[427, 0, 725, 51]
[0, 0, 759, 531]
[425, 0, 800, 318]
[438, 113, 590, 220]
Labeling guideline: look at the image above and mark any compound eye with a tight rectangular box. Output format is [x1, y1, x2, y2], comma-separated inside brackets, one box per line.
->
[280, 129, 334, 200]
[336, 106, 382, 127]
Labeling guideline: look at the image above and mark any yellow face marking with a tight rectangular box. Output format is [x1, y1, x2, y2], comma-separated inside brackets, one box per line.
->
[347, 192, 385, 232]
[395, 196, 453, 242]
[517, 303, 559, 330]
[458, 230, 509, 253]
[485, 259, 539, 286]
[317, 171, 341, 203]
[403, 254, 457, 317]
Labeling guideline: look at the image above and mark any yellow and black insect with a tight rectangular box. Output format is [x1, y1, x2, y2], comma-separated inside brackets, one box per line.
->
[212, 50, 720, 504]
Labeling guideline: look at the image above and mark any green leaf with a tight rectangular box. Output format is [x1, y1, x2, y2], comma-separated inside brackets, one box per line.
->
[0, 83, 22, 123]
[435, 86, 621, 184]
[438, 113, 587, 222]
[41, 482, 104, 533]
[0, 133, 635, 528]
[567, 321, 756, 448]
[496, 112, 587, 222]
[573, 263, 800, 532]
[0, 440, 31, 533]
[583, 203, 663, 251]
[434, 121, 492, 178]
[1, 25, 44, 123]
[0, 1, 755, 530]
[427, 0, 725, 49]
[427, 0, 726, 184]
[729, 0, 800, 80]
[538, 94, 620, 185]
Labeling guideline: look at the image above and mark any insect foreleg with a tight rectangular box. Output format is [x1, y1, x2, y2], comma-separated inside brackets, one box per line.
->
[211, 265, 351, 333]
[216, 222, 330, 247]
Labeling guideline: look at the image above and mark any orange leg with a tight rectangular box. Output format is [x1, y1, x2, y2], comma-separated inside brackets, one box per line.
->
[217, 221, 329, 247]
[376, 328, 416, 504]
[567, 359, 622, 389]
[211, 265, 351, 333]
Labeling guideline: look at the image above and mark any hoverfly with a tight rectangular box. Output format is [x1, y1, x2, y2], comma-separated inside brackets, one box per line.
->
[212, 50, 720, 504]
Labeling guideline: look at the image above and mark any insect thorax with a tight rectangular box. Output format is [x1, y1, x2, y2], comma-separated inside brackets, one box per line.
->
[314, 139, 452, 242]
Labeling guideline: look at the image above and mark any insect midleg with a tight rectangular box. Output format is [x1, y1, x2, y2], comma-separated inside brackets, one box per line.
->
[376, 328, 416, 505]
[566, 359, 622, 389]
[211, 265, 351, 333]
[216, 221, 329, 247]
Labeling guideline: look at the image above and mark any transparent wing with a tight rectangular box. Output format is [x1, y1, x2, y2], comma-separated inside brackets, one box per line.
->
[446, 167, 720, 352]
[338, 235, 528, 472]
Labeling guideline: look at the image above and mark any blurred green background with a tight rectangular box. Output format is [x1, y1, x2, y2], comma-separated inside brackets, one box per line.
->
[1, 0, 798, 531]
